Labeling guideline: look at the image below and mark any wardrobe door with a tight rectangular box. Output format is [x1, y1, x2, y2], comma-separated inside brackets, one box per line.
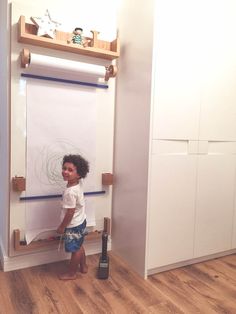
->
[199, 69, 236, 142]
[148, 140, 197, 269]
[194, 142, 236, 257]
[152, 0, 201, 141]
[152, 70, 201, 141]
[195, 3, 236, 255]
[198, 2, 236, 142]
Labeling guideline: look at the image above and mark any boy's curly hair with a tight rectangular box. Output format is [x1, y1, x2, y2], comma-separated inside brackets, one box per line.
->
[62, 154, 89, 178]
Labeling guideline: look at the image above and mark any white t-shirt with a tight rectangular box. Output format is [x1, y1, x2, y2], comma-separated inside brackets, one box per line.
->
[61, 182, 86, 227]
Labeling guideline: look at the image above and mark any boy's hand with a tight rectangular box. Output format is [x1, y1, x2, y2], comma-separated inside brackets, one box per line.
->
[56, 226, 65, 234]
[57, 208, 75, 234]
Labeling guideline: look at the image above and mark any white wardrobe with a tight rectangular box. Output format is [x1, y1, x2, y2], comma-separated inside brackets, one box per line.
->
[112, 0, 236, 277]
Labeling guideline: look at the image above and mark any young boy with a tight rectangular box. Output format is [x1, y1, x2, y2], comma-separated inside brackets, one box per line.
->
[57, 154, 89, 280]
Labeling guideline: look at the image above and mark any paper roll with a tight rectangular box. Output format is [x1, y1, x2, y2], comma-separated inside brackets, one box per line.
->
[21, 49, 117, 81]
[30, 53, 106, 77]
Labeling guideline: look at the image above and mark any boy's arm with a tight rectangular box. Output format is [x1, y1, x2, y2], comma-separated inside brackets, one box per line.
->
[57, 208, 75, 234]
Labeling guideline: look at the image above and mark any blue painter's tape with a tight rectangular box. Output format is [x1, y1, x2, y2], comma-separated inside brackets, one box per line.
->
[21, 73, 108, 89]
[20, 190, 106, 201]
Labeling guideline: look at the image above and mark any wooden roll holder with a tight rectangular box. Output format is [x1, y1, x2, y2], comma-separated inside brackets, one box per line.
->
[20, 48, 117, 81]
[14, 217, 111, 252]
[20, 48, 30, 68]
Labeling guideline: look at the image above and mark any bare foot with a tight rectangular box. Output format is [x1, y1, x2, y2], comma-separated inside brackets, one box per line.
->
[80, 263, 88, 274]
[58, 272, 77, 280]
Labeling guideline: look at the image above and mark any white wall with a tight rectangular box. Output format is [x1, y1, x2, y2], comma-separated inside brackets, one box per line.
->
[0, 0, 10, 264]
[112, 0, 154, 277]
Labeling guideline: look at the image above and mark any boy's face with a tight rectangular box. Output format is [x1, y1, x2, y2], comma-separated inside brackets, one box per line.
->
[62, 162, 79, 184]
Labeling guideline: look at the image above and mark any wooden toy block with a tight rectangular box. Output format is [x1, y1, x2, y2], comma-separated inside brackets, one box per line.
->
[102, 173, 113, 185]
[12, 176, 26, 192]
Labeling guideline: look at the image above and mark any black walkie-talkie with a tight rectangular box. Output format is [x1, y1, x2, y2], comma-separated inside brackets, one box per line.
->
[97, 231, 109, 279]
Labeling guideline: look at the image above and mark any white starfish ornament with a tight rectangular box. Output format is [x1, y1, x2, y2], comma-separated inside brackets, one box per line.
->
[31, 10, 61, 39]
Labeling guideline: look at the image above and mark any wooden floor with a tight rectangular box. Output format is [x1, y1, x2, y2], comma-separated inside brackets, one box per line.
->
[0, 252, 236, 313]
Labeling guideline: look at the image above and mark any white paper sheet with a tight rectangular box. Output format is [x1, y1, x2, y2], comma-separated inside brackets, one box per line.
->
[25, 79, 97, 242]
[25, 198, 96, 244]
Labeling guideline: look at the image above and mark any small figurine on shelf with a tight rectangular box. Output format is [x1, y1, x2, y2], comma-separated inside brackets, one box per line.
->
[72, 27, 83, 45]
[68, 27, 89, 47]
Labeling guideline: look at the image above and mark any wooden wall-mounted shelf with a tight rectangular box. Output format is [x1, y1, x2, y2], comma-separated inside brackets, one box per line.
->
[18, 16, 120, 61]
[14, 217, 111, 252]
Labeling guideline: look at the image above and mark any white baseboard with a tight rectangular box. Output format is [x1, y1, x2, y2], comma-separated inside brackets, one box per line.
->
[147, 248, 236, 276]
[1, 238, 111, 272]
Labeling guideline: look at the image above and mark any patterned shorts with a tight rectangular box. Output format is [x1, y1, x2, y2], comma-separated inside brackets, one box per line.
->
[64, 220, 87, 252]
